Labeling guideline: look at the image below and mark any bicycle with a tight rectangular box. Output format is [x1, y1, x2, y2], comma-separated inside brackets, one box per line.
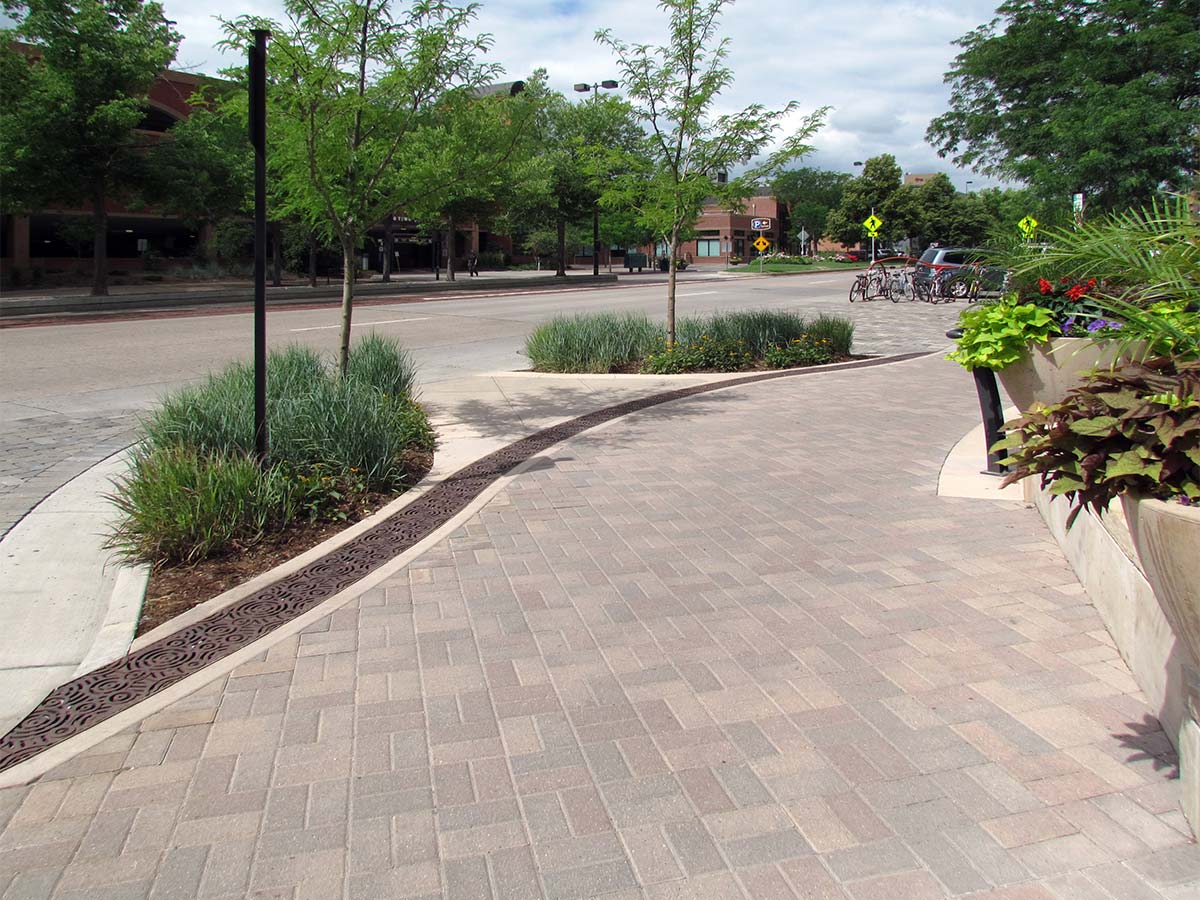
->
[849, 268, 891, 302]
[888, 266, 915, 302]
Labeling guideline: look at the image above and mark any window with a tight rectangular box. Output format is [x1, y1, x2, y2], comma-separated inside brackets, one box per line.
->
[696, 239, 721, 257]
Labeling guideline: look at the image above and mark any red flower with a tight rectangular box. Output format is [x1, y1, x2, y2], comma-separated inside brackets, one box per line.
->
[1038, 278, 1054, 294]
[1065, 284, 1086, 301]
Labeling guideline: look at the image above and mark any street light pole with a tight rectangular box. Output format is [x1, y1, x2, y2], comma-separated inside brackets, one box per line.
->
[574, 79, 618, 277]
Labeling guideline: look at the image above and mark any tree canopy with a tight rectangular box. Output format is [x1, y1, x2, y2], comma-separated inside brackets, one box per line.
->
[221, 0, 499, 373]
[769, 167, 851, 252]
[824, 155, 902, 246]
[926, 0, 1200, 212]
[597, 0, 825, 342]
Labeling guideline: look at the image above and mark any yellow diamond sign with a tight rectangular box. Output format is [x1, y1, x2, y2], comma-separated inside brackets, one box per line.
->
[753, 236, 770, 252]
[1018, 215, 1038, 237]
[862, 214, 883, 233]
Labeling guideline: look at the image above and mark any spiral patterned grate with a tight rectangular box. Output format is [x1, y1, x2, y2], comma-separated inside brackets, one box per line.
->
[0, 353, 926, 771]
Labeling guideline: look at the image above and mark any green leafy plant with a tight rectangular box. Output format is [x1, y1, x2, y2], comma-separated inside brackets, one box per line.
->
[994, 358, 1200, 525]
[763, 335, 835, 368]
[641, 335, 752, 374]
[947, 300, 1062, 370]
[107, 447, 294, 565]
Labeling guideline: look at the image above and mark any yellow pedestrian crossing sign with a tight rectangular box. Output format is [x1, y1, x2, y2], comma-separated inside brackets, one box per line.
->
[1018, 215, 1038, 238]
[862, 214, 883, 236]
[753, 236, 770, 252]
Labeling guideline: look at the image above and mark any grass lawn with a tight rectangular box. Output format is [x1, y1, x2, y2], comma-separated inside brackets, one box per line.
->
[726, 260, 866, 274]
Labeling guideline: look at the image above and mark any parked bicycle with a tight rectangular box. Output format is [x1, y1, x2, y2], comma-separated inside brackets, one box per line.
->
[848, 267, 892, 302]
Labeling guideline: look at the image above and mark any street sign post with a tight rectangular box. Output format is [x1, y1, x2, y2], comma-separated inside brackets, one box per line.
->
[753, 235, 770, 273]
[861, 212, 882, 262]
[751, 218, 772, 231]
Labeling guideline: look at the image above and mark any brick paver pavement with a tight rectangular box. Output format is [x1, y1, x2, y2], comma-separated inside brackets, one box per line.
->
[2, 352, 1197, 899]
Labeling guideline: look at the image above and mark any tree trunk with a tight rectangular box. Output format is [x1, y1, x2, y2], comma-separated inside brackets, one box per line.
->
[308, 234, 317, 288]
[91, 188, 108, 296]
[338, 239, 356, 376]
[270, 221, 282, 286]
[666, 229, 679, 344]
[555, 217, 566, 277]
[446, 216, 456, 282]
[382, 219, 393, 283]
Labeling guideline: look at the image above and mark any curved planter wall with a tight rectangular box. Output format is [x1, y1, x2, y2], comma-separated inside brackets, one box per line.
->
[1030, 484, 1196, 835]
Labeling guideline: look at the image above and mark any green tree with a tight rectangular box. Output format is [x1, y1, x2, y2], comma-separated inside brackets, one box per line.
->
[222, 0, 498, 374]
[0, 0, 181, 295]
[824, 154, 902, 246]
[403, 86, 537, 280]
[142, 91, 250, 232]
[504, 72, 645, 278]
[927, 0, 1200, 212]
[769, 167, 851, 253]
[597, 0, 825, 342]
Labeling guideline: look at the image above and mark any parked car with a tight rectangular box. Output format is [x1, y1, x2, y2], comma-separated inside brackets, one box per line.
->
[913, 246, 1007, 295]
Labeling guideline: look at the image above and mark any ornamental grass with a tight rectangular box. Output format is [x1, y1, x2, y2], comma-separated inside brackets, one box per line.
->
[107, 337, 434, 566]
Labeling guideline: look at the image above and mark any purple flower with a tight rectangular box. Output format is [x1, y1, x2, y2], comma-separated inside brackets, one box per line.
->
[1086, 318, 1122, 333]
[1061, 316, 1075, 336]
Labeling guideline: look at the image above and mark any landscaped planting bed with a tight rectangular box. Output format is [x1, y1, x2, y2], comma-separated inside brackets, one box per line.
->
[524, 309, 855, 374]
[107, 336, 435, 632]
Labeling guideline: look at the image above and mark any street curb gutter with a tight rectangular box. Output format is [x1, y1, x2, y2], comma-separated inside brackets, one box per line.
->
[0, 274, 620, 319]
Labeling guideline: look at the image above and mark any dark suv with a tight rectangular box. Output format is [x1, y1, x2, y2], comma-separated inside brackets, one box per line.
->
[914, 246, 1006, 296]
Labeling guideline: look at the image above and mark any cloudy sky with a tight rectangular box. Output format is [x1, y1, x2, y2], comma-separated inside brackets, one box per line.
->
[166, 0, 1007, 188]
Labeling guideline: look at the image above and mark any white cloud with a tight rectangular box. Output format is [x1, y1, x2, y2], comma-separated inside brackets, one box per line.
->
[162, 0, 1007, 187]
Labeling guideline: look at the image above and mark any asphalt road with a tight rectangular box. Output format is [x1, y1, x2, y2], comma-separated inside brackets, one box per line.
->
[0, 270, 964, 535]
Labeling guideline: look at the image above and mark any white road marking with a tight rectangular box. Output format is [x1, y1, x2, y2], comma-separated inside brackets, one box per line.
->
[289, 317, 431, 332]
[677, 291, 718, 297]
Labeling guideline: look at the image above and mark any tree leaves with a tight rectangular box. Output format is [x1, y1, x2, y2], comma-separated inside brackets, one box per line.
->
[927, 0, 1200, 210]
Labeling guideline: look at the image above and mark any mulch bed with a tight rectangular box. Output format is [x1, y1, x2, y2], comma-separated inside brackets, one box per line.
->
[135, 452, 432, 637]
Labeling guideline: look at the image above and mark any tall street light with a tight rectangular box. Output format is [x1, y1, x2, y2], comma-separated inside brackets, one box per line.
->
[574, 79, 619, 277]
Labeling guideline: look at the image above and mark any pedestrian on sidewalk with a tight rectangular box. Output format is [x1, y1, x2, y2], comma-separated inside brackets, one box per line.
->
[468, 250, 479, 277]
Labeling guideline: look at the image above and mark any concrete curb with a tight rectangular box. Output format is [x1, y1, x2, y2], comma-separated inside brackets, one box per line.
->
[0, 274, 620, 319]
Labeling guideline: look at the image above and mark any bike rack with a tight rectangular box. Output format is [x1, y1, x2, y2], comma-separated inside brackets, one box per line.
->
[946, 327, 1008, 476]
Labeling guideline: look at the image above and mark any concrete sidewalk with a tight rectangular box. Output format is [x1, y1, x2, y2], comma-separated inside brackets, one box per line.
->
[0, 351, 1195, 899]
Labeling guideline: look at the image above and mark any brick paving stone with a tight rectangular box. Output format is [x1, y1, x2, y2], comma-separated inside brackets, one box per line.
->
[2, 351, 1196, 898]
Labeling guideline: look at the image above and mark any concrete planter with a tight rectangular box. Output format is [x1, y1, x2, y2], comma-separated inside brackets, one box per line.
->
[1122, 493, 1200, 836]
[996, 337, 1129, 413]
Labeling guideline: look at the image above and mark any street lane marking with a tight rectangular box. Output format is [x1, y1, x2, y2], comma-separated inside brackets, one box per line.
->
[289, 317, 431, 332]
[677, 291, 718, 297]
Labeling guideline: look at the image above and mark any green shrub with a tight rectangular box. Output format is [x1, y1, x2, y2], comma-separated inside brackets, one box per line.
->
[764, 335, 836, 368]
[107, 447, 294, 565]
[346, 332, 419, 398]
[676, 309, 811, 358]
[525, 312, 660, 372]
[947, 300, 1062, 371]
[641, 336, 753, 374]
[111, 342, 433, 565]
[804, 314, 855, 356]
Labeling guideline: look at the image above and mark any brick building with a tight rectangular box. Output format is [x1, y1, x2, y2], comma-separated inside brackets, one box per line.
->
[647, 195, 788, 267]
[1, 62, 210, 283]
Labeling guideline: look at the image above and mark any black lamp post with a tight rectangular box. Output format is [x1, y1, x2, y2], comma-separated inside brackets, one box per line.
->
[249, 29, 270, 466]
[574, 80, 619, 277]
